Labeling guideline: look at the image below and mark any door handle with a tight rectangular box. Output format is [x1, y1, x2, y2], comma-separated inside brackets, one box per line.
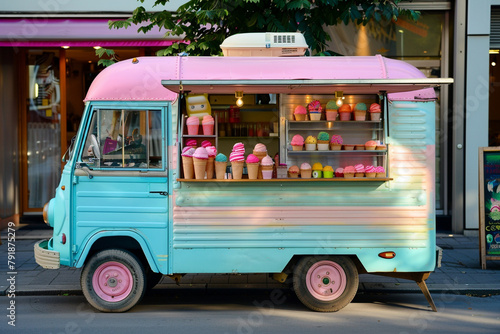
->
[149, 191, 168, 196]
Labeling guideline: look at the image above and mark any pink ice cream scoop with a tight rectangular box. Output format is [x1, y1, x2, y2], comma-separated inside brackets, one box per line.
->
[181, 147, 195, 157]
[294, 105, 307, 115]
[254, 143, 267, 153]
[307, 100, 322, 112]
[205, 146, 217, 157]
[261, 155, 274, 166]
[201, 140, 212, 148]
[369, 103, 381, 113]
[330, 135, 343, 145]
[365, 165, 376, 173]
[193, 147, 208, 159]
[202, 115, 214, 125]
[246, 154, 260, 164]
[291, 134, 304, 146]
[230, 142, 245, 162]
[186, 116, 200, 125]
[354, 164, 365, 173]
[375, 166, 385, 173]
[300, 162, 311, 170]
[344, 166, 355, 173]
[185, 139, 197, 147]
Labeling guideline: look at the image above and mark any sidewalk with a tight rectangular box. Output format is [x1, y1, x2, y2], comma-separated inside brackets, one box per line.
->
[1, 224, 500, 297]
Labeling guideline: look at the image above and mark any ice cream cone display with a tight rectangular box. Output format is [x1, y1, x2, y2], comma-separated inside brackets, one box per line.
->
[317, 132, 329, 151]
[330, 135, 343, 150]
[181, 147, 195, 179]
[325, 100, 338, 121]
[354, 164, 365, 177]
[202, 115, 215, 135]
[307, 100, 322, 121]
[294, 105, 307, 121]
[205, 146, 217, 179]
[246, 154, 260, 180]
[229, 142, 245, 179]
[214, 153, 228, 180]
[375, 166, 386, 178]
[193, 147, 208, 179]
[291, 134, 304, 151]
[339, 104, 352, 121]
[312, 163, 323, 178]
[261, 155, 274, 179]
[365, 140, 377, 150]
[300, 163, 312, 178]
[288, 165, 299, 178]
[323, 165, 334, 178]
[353, 103, 367, 121]
[186, 115, 200, 135]
[305, 136, 317, 151]
[343, 166, 355, 178]
[365, 165, 376, 178]
[253, 143, 267, 179]
[369, 103, 382, 121]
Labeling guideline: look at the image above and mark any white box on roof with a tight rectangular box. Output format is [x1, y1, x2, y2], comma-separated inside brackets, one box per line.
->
[220, 32, 308, 57]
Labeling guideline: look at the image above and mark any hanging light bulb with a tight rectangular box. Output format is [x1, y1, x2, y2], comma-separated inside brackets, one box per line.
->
[235, 91, 244, 107]
[335, 91, 345, 107]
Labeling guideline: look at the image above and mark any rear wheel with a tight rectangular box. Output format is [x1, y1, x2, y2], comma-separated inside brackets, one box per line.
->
[293, 256, 358, 312]
[81, 249, 146, 312]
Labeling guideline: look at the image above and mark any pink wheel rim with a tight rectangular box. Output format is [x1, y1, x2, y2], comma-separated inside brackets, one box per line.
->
[305, 260, 347, 301]
[92, 261, 133, 302]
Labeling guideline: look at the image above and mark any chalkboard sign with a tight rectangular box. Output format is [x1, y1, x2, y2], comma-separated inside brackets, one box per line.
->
[479, 147, 500, 269]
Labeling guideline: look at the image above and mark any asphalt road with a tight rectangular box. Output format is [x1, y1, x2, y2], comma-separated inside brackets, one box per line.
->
[2, 289, 499, 334]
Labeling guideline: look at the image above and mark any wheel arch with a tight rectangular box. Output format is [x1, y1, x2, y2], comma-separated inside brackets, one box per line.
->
[282, 254, 367, 275]
[74, 231, 160, 273]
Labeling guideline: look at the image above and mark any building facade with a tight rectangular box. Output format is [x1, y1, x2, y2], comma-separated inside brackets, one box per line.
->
[0, 0, 495, 234]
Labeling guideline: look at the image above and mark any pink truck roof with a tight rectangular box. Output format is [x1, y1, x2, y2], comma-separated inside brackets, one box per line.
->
[85, 55, 449, 102]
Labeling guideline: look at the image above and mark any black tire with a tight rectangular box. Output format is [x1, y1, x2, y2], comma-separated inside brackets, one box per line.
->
[293, 256, 358, 312]
[81, 249, 146, 312]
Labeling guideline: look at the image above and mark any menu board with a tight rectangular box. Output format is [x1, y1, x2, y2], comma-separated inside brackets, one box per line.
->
[479, 147, 500, 269]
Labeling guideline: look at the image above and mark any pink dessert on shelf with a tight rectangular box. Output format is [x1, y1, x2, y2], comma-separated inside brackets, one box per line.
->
[229, 142, 245, 162]
[201, 140, 212, 148]
[182, 147, 195, 157]
[193, 147, 208, 160]
[202, 115, 215, 135]
[291, 134, 305, 151]
[294, 105, 307, 121]
[185, 139, 197, 148]
[344, 166, 355, 178]
[261, 155, 274, 179]
[205, 146, 217, 157]
[330, 135, 343, 150]
[246, 154, 260, 164]
[307, 100, 323, 120]
[369, 103, 382, 121]
[375, 166, 386, 177]
[354, 164, 365, 177]
[365, 165, 376, 177]
[365, 140, 377, 150]
[335, 167, 344, 177]
[186, 116, 200, 135]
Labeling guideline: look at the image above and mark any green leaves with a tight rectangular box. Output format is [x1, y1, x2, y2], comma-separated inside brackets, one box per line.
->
[96, 0, 420, 67]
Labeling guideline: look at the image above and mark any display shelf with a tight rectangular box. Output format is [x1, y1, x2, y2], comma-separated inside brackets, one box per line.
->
[182, 135, 217, 138]
[178, 178, 392, 182]
[288, 149, 387, 154]
[219, 136, 279, 139]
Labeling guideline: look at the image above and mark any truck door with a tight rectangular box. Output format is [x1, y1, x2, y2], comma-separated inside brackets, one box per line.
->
[72, 106, 169, 273]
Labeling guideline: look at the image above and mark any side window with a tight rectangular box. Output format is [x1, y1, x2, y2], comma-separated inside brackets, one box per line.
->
[80, 109, 163, 169]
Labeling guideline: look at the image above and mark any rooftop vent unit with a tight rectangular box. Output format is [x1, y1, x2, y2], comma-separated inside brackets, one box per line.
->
[220, 32, 308, 57]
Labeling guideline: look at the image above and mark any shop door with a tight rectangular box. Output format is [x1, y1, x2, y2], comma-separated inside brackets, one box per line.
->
[72, 107, 169, 251]
[23, 50, 63, 212]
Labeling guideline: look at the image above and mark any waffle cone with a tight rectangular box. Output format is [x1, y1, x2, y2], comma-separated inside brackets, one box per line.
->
[205, 157, 215, 179]
[215, 161, 227, 180]
[193, 157, 207, 180]
[231, 161, 244, 180]
[246, 162, 260, 180]
[253, 151, 267, 178]
[182, 156, 194, 179]
[294, 114, 306, 121]
[261, 165, 273, 171]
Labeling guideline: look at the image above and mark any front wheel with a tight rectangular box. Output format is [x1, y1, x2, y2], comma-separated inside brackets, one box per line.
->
[293, 256, 358, 312]
[81, 249, 146, 312]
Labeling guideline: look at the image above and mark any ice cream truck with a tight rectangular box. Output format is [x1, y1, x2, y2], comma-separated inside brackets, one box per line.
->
[35, 33, 452, 313]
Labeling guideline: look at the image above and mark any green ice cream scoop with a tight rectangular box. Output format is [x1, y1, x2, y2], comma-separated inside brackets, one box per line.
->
[318, 132, 330, 141]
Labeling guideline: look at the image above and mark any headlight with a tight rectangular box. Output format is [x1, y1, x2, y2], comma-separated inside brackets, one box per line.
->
[43, 202, 50, 226]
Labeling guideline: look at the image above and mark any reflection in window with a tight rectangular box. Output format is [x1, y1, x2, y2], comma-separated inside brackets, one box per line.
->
[81, 109, 162, 169]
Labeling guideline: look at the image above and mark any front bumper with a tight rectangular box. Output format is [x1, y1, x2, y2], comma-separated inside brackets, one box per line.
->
[34, 239, 60, 269]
